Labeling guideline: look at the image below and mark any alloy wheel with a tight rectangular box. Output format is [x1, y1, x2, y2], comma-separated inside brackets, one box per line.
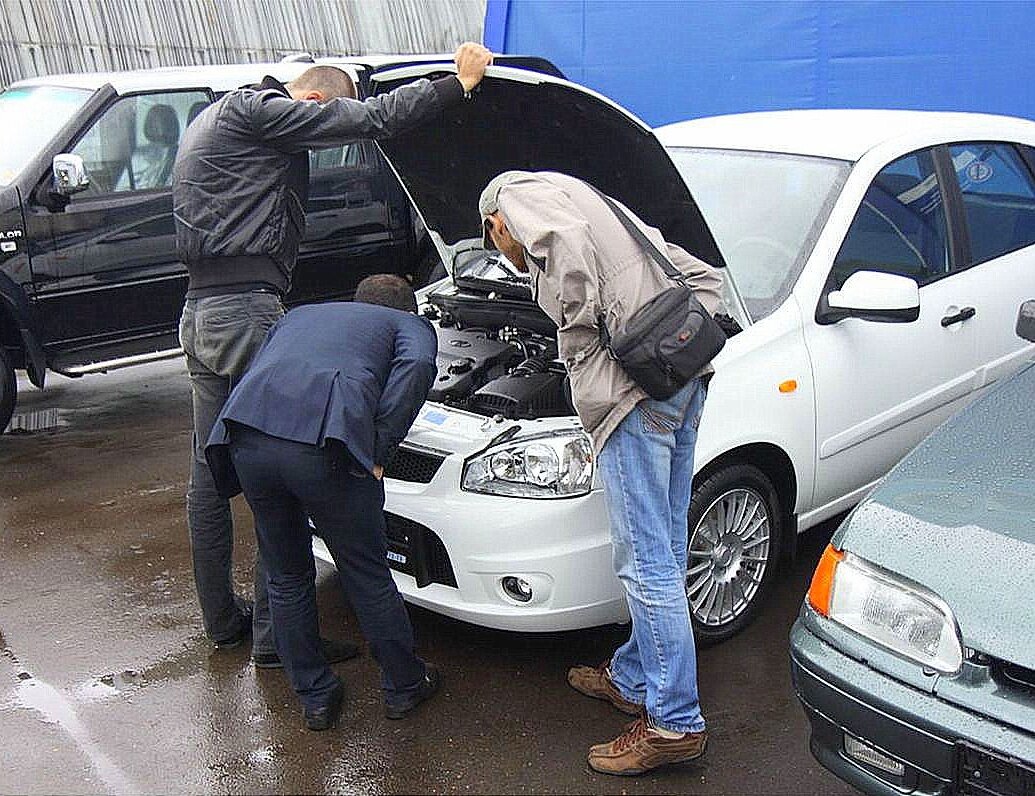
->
[686, 487, 771, 627]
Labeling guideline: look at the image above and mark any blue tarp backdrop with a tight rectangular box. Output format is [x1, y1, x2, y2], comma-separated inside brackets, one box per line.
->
[484, 0, 1035, 127]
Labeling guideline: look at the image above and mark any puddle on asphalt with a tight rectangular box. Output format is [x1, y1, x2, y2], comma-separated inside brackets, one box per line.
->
[76, 670, 145, 703]
[5, 408, 70, 434]
[1, 628, 137, 792]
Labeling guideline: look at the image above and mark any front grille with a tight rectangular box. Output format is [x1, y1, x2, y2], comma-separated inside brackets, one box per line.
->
[384, 512, 457, 588]
[997, 661, 1035, 693]
[956, 742, 1035, 796]
[384, 446, 447, 484]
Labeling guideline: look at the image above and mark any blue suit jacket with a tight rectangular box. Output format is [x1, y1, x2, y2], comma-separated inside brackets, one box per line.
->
[205, 302, 437, 498]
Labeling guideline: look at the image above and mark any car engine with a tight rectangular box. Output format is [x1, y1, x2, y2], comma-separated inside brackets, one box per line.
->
[420, 250, 740, 421]
[422, 264, 575, 420]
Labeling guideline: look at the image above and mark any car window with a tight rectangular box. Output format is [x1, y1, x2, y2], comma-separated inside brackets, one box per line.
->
[71, 90, 210, 196]
[831, 149, 950, 288]
[667, 147, 849, 322]
[949, 143, 1035, 265]
[307, 142, 367, 212]
[0, 85, 93, 186]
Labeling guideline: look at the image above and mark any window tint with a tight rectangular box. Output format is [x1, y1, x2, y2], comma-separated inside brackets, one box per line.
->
[310, 143, 362, 172]
[949, 143, 1035, 264]
[72, 91, 209, 195]
[832, 149, 950, 288]
[307, 142, 366, 212]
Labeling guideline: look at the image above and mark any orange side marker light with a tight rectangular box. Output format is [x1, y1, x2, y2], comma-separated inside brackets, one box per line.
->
[779, 380, 798, 393]
[807, 544, 844, 617]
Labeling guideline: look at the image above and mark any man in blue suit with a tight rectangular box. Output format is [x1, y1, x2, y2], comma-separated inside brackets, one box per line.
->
[206, 274, 439, 730]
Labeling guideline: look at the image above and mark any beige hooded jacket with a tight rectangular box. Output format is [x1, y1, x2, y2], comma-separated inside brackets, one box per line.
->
[494, 171, 725, 452]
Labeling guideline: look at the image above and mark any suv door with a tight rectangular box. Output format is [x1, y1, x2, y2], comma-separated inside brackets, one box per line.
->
[804, 146, 982, 509]
[290, 140, 398, 305]
[29, 89, 210, 361]
[944, 142, 1035, 389]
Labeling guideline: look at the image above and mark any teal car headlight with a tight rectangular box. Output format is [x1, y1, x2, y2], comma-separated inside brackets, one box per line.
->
[462, 430, 594, 498]
[829, 553, 964, 673]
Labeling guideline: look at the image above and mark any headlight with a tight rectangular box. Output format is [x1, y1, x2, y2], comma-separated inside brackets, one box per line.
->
[808, 546, 963, 673]
[462, 430, 594, 498]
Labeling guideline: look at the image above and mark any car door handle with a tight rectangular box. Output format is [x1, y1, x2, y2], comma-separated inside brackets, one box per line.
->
[104, 231, 145, 242]
[344, 190, 371, 208]
[941, 306, 976, 327]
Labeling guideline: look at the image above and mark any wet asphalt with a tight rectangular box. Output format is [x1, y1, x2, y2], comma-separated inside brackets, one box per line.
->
[0, 361, 855, 795]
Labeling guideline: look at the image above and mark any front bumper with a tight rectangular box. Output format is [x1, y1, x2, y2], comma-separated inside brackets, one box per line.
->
[312, 435, 627, 631]
[790, 618, 1035, 796]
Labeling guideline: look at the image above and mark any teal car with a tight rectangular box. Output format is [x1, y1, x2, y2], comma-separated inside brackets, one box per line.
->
[791, 302, 1035, 795]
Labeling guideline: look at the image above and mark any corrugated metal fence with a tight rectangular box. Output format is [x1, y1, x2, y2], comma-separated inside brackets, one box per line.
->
[0, 0, 486, 86]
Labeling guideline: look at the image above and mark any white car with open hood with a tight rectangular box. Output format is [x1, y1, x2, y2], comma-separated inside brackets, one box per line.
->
[314, 63, 1035, 642]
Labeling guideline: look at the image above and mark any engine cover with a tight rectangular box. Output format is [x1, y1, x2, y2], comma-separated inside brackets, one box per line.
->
[427, 328, 522, 403]
[470, 363, 573, 420]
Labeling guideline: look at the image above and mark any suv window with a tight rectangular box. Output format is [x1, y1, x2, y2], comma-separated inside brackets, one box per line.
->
[949, 143, 1035, 265]
[307, 142, 366, 212]
[831, 149, 950, 288]
[72, 91, 209, 195]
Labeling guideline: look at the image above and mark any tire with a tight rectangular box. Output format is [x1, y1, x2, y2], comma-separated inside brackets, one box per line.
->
[685, 463, 783, 645]
[0, 346, 16, 434]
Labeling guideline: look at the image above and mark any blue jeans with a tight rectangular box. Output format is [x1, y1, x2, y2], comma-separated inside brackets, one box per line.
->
[596, 378, 707, 734]
[179, 292, 283, 653]
[228, 426, 428, 712]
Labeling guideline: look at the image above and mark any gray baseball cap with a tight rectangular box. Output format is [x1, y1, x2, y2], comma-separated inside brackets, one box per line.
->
[478, 171, 525, 249]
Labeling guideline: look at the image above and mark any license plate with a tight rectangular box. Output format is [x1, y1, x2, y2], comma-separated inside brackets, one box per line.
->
[956, 742, 1035, 796]
[386, 550, 408, 565]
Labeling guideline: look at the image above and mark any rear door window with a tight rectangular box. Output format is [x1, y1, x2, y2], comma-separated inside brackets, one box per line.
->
[948, 143, 1035, 265]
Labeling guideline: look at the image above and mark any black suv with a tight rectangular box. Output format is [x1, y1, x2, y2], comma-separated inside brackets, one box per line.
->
[0, 55, 562, 432]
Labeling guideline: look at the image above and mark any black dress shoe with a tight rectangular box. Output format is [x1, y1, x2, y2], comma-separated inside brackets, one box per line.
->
[253, 637, 362, 669]
[304, 681, 344, 731]
[384, 664, 440, 720]
[212, 615, 252, 650]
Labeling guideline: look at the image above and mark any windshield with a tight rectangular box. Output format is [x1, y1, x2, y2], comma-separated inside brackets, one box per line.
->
[667, 147, 850, 321]
[0, 85, 93, 186]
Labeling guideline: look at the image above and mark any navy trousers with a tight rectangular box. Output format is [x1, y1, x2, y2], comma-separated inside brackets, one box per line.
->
[228, 425, 426, 711]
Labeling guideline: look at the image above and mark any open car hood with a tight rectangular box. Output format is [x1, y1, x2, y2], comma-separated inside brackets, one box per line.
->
[369, 64, 725, 270]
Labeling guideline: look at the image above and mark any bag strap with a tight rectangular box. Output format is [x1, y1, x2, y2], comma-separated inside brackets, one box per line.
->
[587, 184, 686, 285]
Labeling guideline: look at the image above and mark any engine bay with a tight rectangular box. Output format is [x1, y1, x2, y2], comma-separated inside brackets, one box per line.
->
[421, 252, 574, 420]
[420, 250, 741, 421]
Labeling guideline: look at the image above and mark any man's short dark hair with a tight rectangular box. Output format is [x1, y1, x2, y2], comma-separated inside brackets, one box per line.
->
[354, 274, 417, 313]
[288, 66, 357, 100]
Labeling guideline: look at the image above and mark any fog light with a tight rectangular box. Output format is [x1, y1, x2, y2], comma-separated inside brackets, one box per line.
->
[844, 735, 905, 777]
[501, 576, 533, 603]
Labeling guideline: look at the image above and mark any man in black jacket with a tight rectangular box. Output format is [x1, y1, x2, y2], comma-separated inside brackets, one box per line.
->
[173, 43, 492, 662]
[205, 275, 439, 730]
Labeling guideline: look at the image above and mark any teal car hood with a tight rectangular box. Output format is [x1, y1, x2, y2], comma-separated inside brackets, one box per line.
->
[833, 361, 1035, 670]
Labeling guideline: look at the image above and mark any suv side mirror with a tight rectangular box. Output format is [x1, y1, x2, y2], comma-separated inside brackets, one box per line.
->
[824, 271, 920, 324]
[52, 154, 90, 197]
[1016, 301, 1035, 343]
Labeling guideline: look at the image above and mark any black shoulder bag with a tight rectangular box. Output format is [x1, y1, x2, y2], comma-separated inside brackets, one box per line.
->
[593, 189, 726, 400]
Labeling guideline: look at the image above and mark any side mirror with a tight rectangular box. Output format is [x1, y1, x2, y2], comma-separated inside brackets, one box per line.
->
[825, 271, 920, 324]
[1016, 300, 1035, 343]
[52, 154, 90, 197]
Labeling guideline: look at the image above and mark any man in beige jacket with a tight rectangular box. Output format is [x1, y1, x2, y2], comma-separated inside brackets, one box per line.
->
[479, 171, 724, 776]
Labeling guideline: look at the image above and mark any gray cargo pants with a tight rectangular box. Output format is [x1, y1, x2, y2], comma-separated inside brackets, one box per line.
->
[179, 291, 284, 652]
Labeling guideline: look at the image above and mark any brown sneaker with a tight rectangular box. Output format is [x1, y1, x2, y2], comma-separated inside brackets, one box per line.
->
[588, 715, 708, 776]
[567, 662, 641, 716]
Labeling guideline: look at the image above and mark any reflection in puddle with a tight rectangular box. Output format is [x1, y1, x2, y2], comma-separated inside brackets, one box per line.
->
[2, 630, 136, 793]
[6, 408, 69, 433]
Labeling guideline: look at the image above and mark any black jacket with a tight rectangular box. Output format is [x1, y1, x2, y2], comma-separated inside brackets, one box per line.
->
[173, 74, 463, 297]
[205, 301, 438, 498]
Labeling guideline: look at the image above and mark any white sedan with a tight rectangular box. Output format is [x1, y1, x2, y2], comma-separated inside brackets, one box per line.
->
[314, 64, 1035, 642]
